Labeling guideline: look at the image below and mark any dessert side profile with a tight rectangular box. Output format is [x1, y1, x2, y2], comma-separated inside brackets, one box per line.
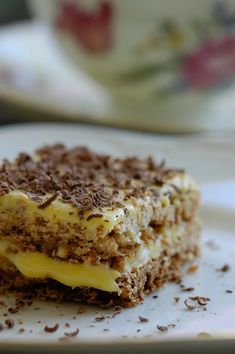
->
[0, 144, 200, 307]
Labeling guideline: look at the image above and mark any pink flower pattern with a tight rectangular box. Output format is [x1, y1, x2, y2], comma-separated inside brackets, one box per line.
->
[56, 1, 235, 92]
[182, 35, 235, 89]
[56, 1, 113, 54]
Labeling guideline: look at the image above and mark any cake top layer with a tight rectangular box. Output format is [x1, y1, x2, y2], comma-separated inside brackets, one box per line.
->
[0, 144, 183, 212]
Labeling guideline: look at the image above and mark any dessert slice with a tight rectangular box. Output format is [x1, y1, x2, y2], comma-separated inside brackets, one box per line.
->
[0, 144, 200, 307]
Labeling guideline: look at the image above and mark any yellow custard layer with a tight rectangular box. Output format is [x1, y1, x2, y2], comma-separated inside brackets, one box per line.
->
[0, 191, 122, 238]
[0, 174, 198, 241]
[0, 221, 192, 292]
[0, 240, 120, 292]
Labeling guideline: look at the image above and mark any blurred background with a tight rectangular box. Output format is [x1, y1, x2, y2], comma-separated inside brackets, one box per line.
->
[0, 0, 235, 133]
[0, 0, 110, 127]
[0, 0, 30, 125]
[0, 1, 29, 25]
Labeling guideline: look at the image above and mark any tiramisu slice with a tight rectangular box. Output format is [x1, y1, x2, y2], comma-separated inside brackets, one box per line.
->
[0, 144, 200, 307]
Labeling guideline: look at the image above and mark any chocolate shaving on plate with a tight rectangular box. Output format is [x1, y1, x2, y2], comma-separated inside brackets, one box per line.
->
[157, 325, 168, 332]
[44, 324, 59, 333]
[139, 316, 149, 323]
[184, 299, 196, 310]
[189, 296, 210, 306]
[95, 316, 106, 322]
[217, 264, 230, 272]
[180, 286, 195, 292]
[8, 305, 21, 314]
[5, 319, 14, 329]
[112, 306, 122, 317]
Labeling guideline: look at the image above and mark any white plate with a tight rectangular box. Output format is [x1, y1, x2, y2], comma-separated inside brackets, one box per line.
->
[0, 123, 235, 353]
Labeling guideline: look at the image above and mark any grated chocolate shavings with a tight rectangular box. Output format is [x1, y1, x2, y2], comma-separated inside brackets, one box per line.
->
[64, 323, 70, 328]
[0, 144, 182, 213]
[8, 306, 21, 314]
[226, 290, 233, 293]
[0, 301, 5, 307]
[38, 191, 60, 209]
[112, 305, 122, 317]
[44, 324, 59, 333]
[152, 295, 158, 299]
[174, 296, 180, 303]
[217, 264, 230, 272]
[189, 296, 210, 306]
[7, 298, 29, 315]
[0, 324, 3, 331]
[184, 299, 196, 310]
[18, 328, 25, 333]
[180, 286, 195, 292]
[5, 319, 14, 329]
[157, 325, 168, 332]
[95, 316, 106, 322]
[86, 213, 103, 221]
[64, 328, 79, 337]
[139, 316, 149, 323]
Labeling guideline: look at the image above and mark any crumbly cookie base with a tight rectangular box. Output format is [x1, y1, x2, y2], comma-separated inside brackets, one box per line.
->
[0, 189, 200, 266]
[0, 245, 199, 308]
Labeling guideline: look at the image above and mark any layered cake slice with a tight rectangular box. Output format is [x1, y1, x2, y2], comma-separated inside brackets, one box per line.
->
[0, 144, 200, 307]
